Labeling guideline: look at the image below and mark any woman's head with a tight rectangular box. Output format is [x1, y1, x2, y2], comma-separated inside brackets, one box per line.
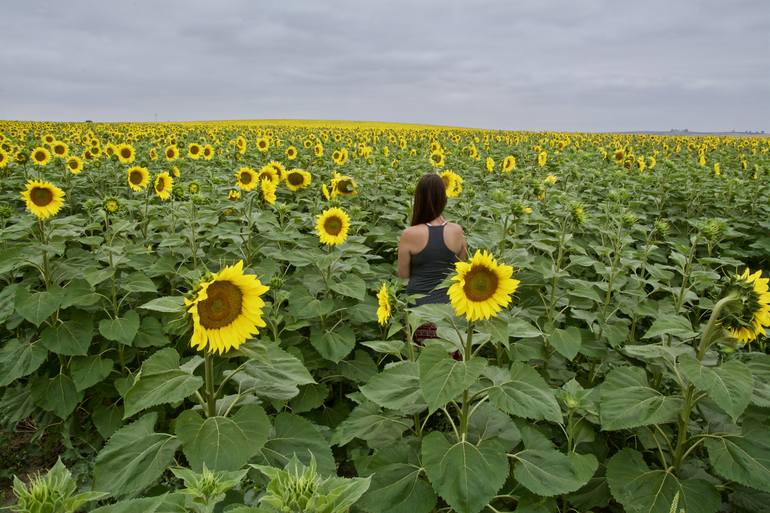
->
[411, 173, 447, 226]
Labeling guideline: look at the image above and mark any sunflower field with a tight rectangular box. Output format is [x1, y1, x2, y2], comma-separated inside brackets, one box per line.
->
[0, 120, 769, 513]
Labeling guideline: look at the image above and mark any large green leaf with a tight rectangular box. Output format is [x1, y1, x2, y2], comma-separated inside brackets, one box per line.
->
[607, 448, 720, 513]
[90, 493, 187, 513]
[332, 401, 412, 448]
[233, 342, 315, 401]
[40, 310, 94, 355]
[71, 356, 114, 392]
[122, 348, 203, 418]
[642, 315, 699, 340]
[418, 344, 486, 413]
[599, 366, 682, 430]
[548, 326, 581, 361]
[32, 373, 82, 419]
[99, 310, 141, 346]
[466, 403, 521, 450]
[330, 273, 367, 300]
[93, 413, 181, 497]
[358, 442, 436, 513]
[120, 272, 157, 293]
[310, 324, 356, 362]
[483, 364, 562, 423]
[176, 404, 270, 471]
[421, 431, 509, 513]
[260, 412, 336, 476]
[360, 361, 427, 415]
[745, 353, 770, 407]
[678, 355, 753, 421]
[138, 295, 185, 313]
[511, 449, 597, 497]
[705, 421, 770, 492]
[15, 287, 61, 327]
[0, 338, 48, 387]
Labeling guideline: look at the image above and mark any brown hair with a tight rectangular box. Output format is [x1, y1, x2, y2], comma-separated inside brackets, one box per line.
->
[410, 173, 447, 226]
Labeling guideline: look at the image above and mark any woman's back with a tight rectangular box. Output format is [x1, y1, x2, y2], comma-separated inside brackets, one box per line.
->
[403, 220, 464, 305]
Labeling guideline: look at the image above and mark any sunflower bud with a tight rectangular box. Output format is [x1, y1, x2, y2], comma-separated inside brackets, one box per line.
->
[188, 181, 200, 195]
[653, 219, 670, 237]
[269, 276, 284, 290]
[622, 212, 637, 228]
[102, 197, 120, 214]
[0, 203, 12, 220]
[699, 218, 726, 240]
[571, 203, 587, 226]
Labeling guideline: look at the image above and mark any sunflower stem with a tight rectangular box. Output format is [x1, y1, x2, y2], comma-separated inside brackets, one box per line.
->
[37, 219, 51, 290]
[458, 322, 474, 441]
[204, 350, 216, 418]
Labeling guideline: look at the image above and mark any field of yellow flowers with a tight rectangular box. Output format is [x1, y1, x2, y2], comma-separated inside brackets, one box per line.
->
[1, 119, 769, 513]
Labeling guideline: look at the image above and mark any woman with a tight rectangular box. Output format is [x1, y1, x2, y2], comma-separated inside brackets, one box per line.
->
[397, 173, 467, 343]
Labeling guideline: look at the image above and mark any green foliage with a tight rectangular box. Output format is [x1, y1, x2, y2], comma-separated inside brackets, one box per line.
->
[10, 458, 107, 513]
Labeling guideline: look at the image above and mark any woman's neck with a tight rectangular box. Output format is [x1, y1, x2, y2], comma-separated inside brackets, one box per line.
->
[428, 215, 445, 225]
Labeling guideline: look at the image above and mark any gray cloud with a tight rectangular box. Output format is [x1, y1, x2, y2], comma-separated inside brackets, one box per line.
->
[0, 0, 768, 131]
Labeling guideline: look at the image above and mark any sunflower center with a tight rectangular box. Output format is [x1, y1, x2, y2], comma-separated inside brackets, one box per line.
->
[258, 172, 272, 182]
[240, 172, 253, 184]
[337, 179, 353, 193]
[68, 160, 78, 169]
[54, 145, 65, 155]
[287, 172, 304, 186]
[463, 266, 499, 302]
[121, 148, 131, 158]
[34, 151, 46, 162]
[191, 146, 199, 154]
[166, 149, 174, 158]
[197, 281, 243, 329]
[156, 178, 165, 192]
[30, 187, 53, 207]
[324, 216, 343, 236]
[129, 171, 143, 185]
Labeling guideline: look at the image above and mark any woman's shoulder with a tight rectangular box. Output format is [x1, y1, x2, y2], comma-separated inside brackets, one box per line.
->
[444, 222, 465, 235]
[399, 224, 426, 241]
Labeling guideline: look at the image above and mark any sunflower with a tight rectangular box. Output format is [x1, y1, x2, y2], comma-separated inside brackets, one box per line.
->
[51, 141, 69, 158]
[154, 172, 173, 200]
[185, 260, 270, 354]
[228, 189, 241, 201]
[722, 269, 770, 344]
[31, 147, 51, 166]
[103, 197, 120, 214]
[376, 282, 391, 326]
[502, 155, 516, 173]
[149, 148, 158, 160]
[117, 143, 136, 164]
[285, 146, 297, 160]
[188, 143, 202, 159]
[235, 166, 258, 191]
[20, 180, 65, 220]
[429, 150, 445, 168]
[448, 250, 520, 322]
[537, 151, 547, 167]
[0, 148, 9, 168]
[316, 207, 350, 246]
[284, 169, 312, 191]
[42, 134, 55, 144]
[313, 143, 324, 157]
[485, 157, 495, 173]
[257, 162, 281, 184]
[331, 172, 357, 197]
[66, 156, 83, 174]
[165, 144, 180, 161]
[714, 163, 721, 176]
[127, 166, 150, 191]
[202, 144, 214, 160]
[439, 170, 463, 198]
[544, 174, 558, 185]
[172, 165, 181, 178]
[188, 181, 200, 195]
[256, 137, 270, 153]
[260, 177, 277, 204]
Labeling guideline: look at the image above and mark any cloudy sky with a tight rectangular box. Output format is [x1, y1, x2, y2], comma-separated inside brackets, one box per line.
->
[1, 0, 768, 131]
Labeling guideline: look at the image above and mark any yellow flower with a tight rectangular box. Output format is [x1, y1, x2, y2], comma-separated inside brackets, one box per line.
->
[486, 157, 495, 173]
[66, 156, 84, 174]
[256, 137, 270, 153]
[284, 169, 312, 191]
[723, 269, 770, 344]
[714, 163, 721, 176]
[537, 151, 547, 167]
[185, 260, 270, 354]
[448, 250, 520, 322]
[260, 177, 277, 204]
[20, 180, 65, 220]
[376, 283, 391, 326]
[165, 144, 180, 161]
[31, 147, 51, 166]
[321, 183, 331, 201]
[228, 189, 241, 201]
[236, 167, 258, 191]
[0, 148, 9, 168]
[188, 143, 202, 159]
[502, 155, 516, 173]
[439, 170, 463, 198]
[313, 143, 324, 157]
[51, 141, 69, 158]
[202, 144, 214, 160]
[127, 166, 150, 191]
[316, 207, 350, 246]
[117, 143, 135, 164]
[286, 145, 297, 160]
[103, 197, 120, 214]
[258, 163, 281, 185]
[429, 150, 445, 168]
[544, 174, 558, 185]
[330, 172, 357, 198]
[154, 172, 173, 201]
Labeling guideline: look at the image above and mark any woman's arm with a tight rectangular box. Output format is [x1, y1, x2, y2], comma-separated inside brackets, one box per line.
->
[397, 230, 411, 278]
[457, 225, 468, 261]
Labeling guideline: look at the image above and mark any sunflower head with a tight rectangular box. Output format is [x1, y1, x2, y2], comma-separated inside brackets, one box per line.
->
[257, 164, 280, 185]
[21, 180, 65, 220]
[127, 166, 150, 192]
[285, 169, 312, 191]
[103, 197, 120, 214]
[117, 144, 135, 164]
[448, 250, 519, 322]
[260, 177, 277, 205]
[154, 172, 173, 201]
[236, 167, 258, 191]
[51, 141, 69, 158]
[721, 269, 770, 344]
[438, 170, 463, 198]
[316, 207, 350, 246]
[376, 283, 391, 326]
[66, 156, 83, 174]
[228, 189, 241, 201]
[188, 181, 200, 195]
[185, 260, 270, 354]
[31, 147, 51, 166]
[331, 173, 356, 197]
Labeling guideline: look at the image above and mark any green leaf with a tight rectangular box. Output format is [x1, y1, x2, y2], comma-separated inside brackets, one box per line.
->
[233, 342, 315, 401]
[706, 430, 770, 492]
[360, 361, 427, 415]
[120, 272, 158, 293]
[33, 373, 82, 419]
[599, 366, 683, 430]
[418, 344, 486, 413]
[511, 450, 597, 497]
[71, 356, 114, 392]
[59, 279, 101, 308]
[139, 296, 185, 313]
[40, 310, 94, 355]
[133, 316, 171, 348]
[260, 412, 336, 476]
[466, 403, 521, 449]
[678, 355, 753, 421]
[91, 493, 187, 513]
[122, 348, 203, 418]
[15, 287, 61, 327]
[176, 404, 270, 471]
[483, 364, 562, 423]
[0, 339, 48, 387]
[310, 324, 356, 362]
[548, 327, 581, 361]
[642, 315, 699, 340]
[508, 318, 542, 339]
[744, 353, 770, 408]
[99, 310, 141, 346]
[93, 413, 180, 497]
[607, 448, 720, 513]
[330, 274, 367, 300]
[332, 401, 412, 448]
[421, 431, 509, 513]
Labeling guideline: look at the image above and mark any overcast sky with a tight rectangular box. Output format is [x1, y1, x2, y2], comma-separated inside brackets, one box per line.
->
[1, 0, 768, 132]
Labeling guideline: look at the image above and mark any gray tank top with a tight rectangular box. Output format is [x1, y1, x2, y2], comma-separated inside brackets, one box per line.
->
[406, 221, 460, 306]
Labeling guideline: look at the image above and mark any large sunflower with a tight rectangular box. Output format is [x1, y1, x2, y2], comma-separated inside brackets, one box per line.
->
[316, 207, 350, 246]
[20, 180, 65, 220]
[331, 172, 357, 197]
[502, 155, 516, 173]
[722, 269, 770, 344]
[154, 172, 173, 201]
[448, 250, 520, 322]
[51, 141, 69, 158]
[185, 260, 270, 354]
[257, 163, 281, 185]
[66, 156, 84, 174]
[117, 143, 136, 164]
[236, 166, 258, 191]
[188, 143, 202, 159]
[127, 166, 150, 191]
[31, 147, 51, 166]
[376, 283, 391, 326]
[165, 144, 180, 161]
[285, 145, 297, 160]
[284, 168, 312, 191]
